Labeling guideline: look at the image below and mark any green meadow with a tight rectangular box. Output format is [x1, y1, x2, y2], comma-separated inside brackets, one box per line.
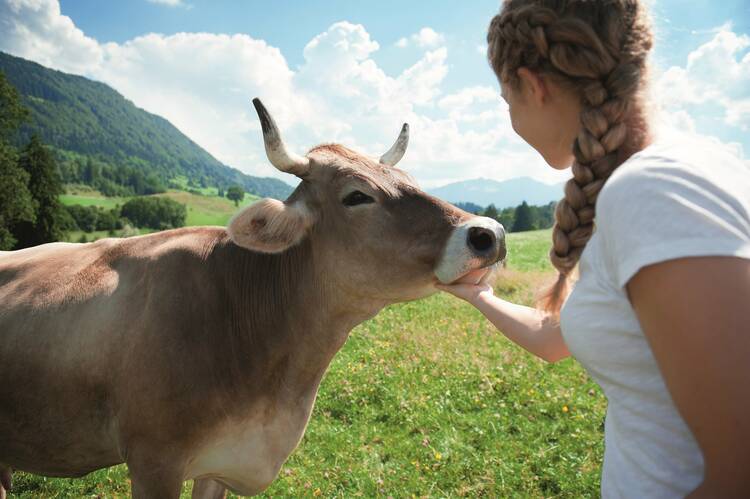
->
[60, 186, 260, 240]
[12, 229, 607, 498]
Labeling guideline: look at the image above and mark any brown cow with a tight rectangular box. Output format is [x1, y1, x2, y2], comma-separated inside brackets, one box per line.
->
[0, 99, 505, 498]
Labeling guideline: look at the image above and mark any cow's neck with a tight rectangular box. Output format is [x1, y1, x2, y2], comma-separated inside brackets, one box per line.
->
[213, 237, 385, 404]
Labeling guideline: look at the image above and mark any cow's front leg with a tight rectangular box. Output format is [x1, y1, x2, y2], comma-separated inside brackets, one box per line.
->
[127, 452, 184, 499]
[191, 478, 226, 499]
[0, 465, 11, 499]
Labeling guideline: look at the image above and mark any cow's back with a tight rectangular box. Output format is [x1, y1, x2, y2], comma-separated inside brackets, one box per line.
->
[0, 228, 231, 475]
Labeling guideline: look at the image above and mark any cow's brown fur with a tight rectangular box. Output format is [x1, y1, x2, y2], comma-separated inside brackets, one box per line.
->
[0, 144, 501, 498]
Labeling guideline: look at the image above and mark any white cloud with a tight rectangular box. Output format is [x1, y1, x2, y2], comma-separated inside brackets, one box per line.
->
[413, 27, 445, 48]
[654, 24, 750, 132]
[0, 0, 102, 75]
[9, 0, 745, 189]
[394, 27, 445, 49]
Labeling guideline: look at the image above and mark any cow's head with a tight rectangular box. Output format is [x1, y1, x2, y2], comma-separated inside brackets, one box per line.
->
[228, 99, 506, 302]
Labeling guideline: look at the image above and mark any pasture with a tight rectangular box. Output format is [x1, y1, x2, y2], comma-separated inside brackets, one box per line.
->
[11, 229, 606, 498]
[60, 187, 260, 241]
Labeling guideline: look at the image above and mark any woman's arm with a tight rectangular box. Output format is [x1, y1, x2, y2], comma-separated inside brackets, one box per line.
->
[627, 256, 750, 498]
[437, 272, 570, 362]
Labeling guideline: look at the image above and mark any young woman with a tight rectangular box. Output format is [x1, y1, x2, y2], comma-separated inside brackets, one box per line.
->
[438, 1, 750, 497]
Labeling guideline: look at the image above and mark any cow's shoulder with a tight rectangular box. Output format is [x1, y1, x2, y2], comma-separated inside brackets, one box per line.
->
[117, 226, 228, 261]
[0, 227, 228, 308]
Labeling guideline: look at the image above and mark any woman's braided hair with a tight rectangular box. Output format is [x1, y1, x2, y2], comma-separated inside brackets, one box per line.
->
[487, 0, 654, 315]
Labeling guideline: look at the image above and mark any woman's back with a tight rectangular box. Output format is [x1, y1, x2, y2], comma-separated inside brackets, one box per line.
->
[561, 133, 750, 497]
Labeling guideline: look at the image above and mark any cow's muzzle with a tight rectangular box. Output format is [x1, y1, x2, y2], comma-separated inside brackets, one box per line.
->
[434, 217, 506, 284]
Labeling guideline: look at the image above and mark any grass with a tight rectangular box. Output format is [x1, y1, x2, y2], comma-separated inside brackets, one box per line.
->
[503, 229, 554, 274]
[157, 190, 258, 227]
[11, 229, 606, 498]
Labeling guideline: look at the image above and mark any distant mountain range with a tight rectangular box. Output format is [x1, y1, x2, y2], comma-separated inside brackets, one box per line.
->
[0, 51, 293, 200]
[428, 177, 564, 209]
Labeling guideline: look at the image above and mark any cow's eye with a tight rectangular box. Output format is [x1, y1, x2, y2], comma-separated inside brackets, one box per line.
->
[342, 191, 374, 207]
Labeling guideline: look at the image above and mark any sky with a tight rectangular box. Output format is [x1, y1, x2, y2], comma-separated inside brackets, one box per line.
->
[0, 0, 748, 188]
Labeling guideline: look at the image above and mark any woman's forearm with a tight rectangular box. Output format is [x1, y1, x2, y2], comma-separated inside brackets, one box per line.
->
[472, 293, 570, 362]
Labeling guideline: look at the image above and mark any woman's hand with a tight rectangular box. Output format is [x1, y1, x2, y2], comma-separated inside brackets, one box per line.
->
[435, 267, 570, 362]
[436, 268, 494, 304]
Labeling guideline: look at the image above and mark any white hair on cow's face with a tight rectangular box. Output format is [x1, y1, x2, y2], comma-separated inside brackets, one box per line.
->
[434, 216, 506, 283]
[228, 199, 313, 254]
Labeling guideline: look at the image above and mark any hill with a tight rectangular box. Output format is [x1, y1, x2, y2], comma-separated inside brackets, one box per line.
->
[428, 177, 564, 209]
[0, 51, 293, 199]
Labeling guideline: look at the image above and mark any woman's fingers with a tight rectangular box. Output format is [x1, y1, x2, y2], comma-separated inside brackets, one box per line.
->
[436, 281, 493, 303]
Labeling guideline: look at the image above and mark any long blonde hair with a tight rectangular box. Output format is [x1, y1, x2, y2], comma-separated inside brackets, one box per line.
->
[487, 0, 654, 314]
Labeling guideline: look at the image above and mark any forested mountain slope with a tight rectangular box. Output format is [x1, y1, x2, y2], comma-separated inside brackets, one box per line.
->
[0, 51, 292, 199]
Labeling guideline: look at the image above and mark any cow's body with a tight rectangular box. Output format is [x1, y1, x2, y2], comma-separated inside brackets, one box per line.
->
[0, 227, 346, 494]
[0, 100, 505, 497]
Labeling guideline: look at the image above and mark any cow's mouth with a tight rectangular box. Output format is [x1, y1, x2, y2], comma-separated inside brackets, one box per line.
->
[434, 217, 506, 284]
[446, 261, 503, 286]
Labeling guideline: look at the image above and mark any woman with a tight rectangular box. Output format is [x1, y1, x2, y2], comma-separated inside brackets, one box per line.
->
[438, 1, 750, 497]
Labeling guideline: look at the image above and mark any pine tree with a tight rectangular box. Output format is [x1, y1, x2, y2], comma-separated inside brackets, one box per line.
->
[12, 135, 66, 248]
[512, 201, 535, 232]
[0, 71, 28, 139]
[483, 204, 499, 221]
[0, 143, 36, 249]
[0, 72, 36, 250]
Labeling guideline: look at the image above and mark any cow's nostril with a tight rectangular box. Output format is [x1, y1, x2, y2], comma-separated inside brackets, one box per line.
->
[468, 227, 495, 253]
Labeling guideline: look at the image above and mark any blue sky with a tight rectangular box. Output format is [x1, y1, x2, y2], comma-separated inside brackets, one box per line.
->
[1, 0, 748, 187]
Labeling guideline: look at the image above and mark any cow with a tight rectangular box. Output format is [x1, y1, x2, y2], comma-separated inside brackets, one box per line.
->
[0, 99, 505, 498]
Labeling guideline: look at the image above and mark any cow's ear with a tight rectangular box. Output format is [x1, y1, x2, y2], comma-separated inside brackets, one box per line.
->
[228, 198, 313, 253]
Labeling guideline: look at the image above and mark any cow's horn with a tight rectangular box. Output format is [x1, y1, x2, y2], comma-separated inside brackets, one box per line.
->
[379, 123, 409, 166]
[252, 98, 310, 177]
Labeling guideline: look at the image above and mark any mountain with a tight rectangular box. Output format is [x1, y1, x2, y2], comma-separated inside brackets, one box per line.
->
[0, 51, 293, 200]
[428, 177, 564, 209]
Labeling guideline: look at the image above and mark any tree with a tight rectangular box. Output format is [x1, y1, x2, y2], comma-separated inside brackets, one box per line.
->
[498, 206, 515, 232]
[536, 201, 556, 230]
[455, 201, 483, 214]
[120, 196, 186, 230]
[0, 74, 36, 249]
[0, 71, 29, 140]
[12, 135, 66, 247]
[482, 204, 499, 221]
[226, 185, 245, 207]
[82, 158, 101, 185]
[512, 201, 535, 232]
[0, 143, 36, 249]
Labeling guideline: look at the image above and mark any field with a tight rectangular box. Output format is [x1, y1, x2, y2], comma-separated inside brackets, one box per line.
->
[12, 229, 607, 498]
[60, 186, 260, 241]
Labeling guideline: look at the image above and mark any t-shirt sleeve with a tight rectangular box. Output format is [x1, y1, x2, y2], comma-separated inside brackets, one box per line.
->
[596, 158, 750, 290]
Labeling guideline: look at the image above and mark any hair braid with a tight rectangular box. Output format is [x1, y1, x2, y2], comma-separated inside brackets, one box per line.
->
[487, 0, 654, 315]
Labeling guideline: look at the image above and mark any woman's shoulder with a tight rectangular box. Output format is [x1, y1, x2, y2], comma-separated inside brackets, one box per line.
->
[598, 132, 750, 218]
[592, 132, 750, 289]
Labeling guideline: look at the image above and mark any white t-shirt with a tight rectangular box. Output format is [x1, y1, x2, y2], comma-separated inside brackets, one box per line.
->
[559, 134, 750, 499]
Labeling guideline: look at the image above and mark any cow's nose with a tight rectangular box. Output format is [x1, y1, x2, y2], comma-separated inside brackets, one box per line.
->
[466, 222, 506, 262]
[435, 216, 506, 284]
[468, 226, 495, 254]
